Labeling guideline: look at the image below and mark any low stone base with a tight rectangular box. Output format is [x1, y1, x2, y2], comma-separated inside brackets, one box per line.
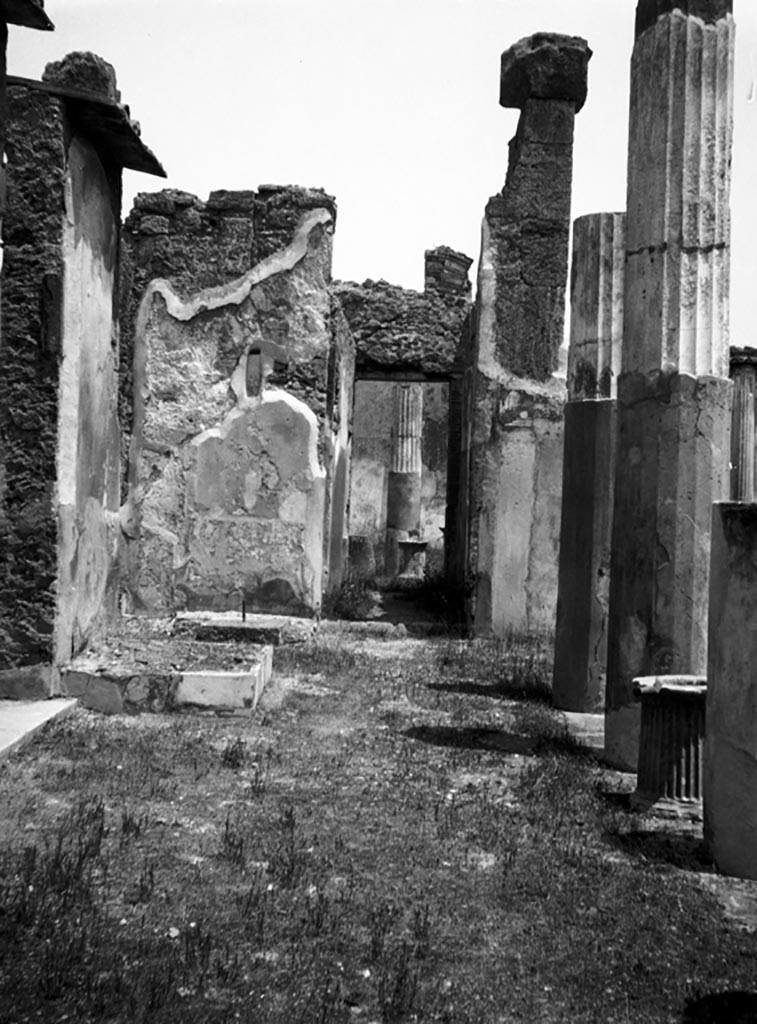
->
[632, 675, 706, 818]
[173, 611, 316, 645]
[0, 664, 53, 701]
[176, 651, 272, 711]
[60, 638, 273, 714]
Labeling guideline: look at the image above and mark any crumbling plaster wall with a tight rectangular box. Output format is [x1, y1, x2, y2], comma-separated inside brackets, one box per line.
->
[0, 84, 121, 690]
[56, 133, 121, 666]
[121, 187, 354, 616]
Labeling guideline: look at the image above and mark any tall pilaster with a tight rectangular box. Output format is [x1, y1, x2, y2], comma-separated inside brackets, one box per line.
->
[605, 0, 735, 769]
[466, 33, 591, 636]
[705, 503, 757, 879]
[385, 384, 423, 576]
[553, 212, 625, 712]
[729, 348, 757, 501]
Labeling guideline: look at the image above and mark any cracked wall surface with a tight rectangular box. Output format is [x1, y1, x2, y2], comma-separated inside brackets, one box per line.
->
[121, 186, 354, 615]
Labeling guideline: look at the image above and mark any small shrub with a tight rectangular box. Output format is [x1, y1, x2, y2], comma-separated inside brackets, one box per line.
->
[322, 568, 379, 621]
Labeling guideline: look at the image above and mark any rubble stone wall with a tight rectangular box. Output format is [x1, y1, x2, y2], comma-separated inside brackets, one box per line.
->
[0, 87, 66, 678]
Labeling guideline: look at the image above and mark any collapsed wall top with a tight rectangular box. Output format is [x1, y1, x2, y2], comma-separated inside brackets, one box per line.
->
[635, 0, 732, 38]
[500, 33, 592, 112]
[8, 51, 165, 177]
[0, 0, 53, 29]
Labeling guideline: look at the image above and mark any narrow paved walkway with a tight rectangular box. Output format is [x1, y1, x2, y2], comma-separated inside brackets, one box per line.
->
[0, 699, 77, 761]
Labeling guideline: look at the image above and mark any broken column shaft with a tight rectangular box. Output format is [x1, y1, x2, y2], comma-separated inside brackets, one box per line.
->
[553, 212, 625, 712]
[605, 0, 735, 769]
[466, 32, 591, 636]
[385, 384, 423, 576]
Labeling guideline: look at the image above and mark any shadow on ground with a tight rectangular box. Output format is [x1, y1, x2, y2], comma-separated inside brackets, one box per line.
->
[682, 991, 757, 1022]
[404, 724, 535, 755]
[605, 825, 711, 873]
[427, 680, 553, 702]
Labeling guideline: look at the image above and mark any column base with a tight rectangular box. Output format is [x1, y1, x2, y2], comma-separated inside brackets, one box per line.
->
[631, 676, 706, 819]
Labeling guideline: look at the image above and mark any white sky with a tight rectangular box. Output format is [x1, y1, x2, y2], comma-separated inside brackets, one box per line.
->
[8, 0, 757, 347]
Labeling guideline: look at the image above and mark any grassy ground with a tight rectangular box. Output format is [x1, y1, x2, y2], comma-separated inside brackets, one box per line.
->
[1, 634, 756, 1023]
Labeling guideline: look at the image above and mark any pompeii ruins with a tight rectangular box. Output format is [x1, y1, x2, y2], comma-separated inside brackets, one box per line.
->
[1, 0, 756, 878]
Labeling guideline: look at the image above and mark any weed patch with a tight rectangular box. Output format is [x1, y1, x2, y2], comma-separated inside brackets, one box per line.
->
[0, 634, 755, 1022]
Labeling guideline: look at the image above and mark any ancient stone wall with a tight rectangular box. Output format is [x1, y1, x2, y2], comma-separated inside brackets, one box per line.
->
[121, 186, 354, 616]
[0, 52, 150, 694]
[334, 270, 470, 378]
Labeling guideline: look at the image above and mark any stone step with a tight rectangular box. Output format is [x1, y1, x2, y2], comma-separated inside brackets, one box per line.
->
[60, 637, 273, 714]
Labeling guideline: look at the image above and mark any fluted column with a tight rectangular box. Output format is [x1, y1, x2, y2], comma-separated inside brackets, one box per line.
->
[385, 384, 423, 576]
[553, 212, 625, 712]
[605, 0, 735, 770]
[729, 349, 757, 500]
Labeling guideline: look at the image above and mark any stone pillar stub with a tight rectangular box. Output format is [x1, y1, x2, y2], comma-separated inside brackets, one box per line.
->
[705, 502, 757, 880]
[554, 211, 625, 712]
[605, 0, 735, 770]
[729, 348, 757, 501]
[466, 31, 588, 637]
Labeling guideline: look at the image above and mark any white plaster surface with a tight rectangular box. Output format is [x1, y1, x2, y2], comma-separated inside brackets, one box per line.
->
[0, 700, 78, 762]
[176, 647, 273, 710]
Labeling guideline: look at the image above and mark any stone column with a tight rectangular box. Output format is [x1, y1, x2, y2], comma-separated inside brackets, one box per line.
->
[605, 0, 735, 770]
[385, 383, 423, 577]
[729, 348, 757, 501]
[553, 212, 625, 712]
[466, 33, 591, 636]
[705, 503, 757, 879]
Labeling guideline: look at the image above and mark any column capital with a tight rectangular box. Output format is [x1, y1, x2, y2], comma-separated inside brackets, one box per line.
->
[500, 33, 591, 113]
[636, 0, 732, 39]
